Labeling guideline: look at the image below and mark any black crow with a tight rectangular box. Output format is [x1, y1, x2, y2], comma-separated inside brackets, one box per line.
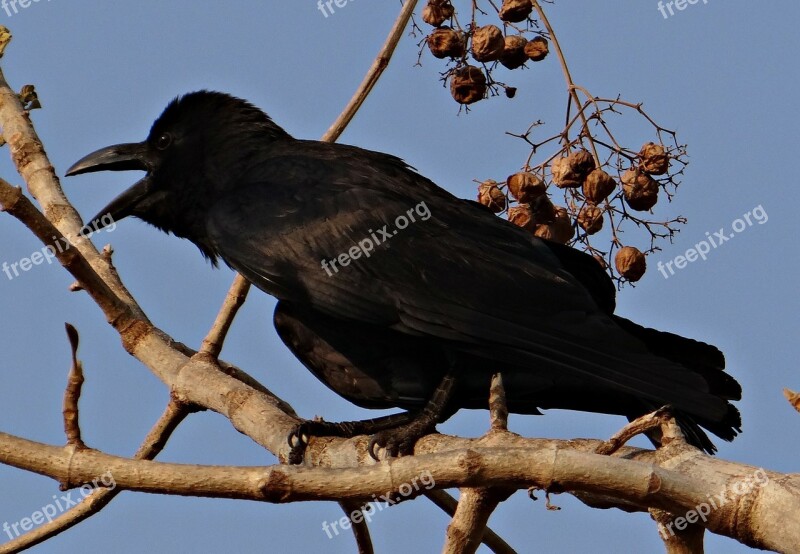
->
[66, 91, 741, 460]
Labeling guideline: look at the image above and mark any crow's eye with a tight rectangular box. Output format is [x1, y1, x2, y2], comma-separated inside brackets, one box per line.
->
[155, 132, 173, 150]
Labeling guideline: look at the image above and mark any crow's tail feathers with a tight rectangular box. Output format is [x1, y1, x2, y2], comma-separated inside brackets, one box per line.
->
[614, 315, 743, 454]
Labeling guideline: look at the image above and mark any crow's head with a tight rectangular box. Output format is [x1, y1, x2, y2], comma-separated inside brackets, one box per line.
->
[66, 90, 291, 242]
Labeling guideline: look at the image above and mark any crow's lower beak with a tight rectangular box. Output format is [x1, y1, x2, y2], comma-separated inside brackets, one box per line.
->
[66, 142, 154, 231]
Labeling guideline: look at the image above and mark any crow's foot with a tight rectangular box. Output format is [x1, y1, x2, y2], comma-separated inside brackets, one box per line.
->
[367, 416, 438, 460]
[287, 413, 414, 464]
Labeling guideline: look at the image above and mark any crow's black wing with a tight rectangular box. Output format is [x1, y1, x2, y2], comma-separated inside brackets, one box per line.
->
[205, 142, 728, 422]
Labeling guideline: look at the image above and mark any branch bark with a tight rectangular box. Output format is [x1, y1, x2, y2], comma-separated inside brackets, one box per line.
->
[1, 426, 798, 552]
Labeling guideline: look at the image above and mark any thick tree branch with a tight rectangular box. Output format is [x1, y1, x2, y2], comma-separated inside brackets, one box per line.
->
[1, 428, 798, 551]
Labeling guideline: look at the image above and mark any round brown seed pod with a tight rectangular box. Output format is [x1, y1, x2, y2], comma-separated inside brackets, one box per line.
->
[534, 205, 573, 243]
[450, 65, 487, 104]
[551, 156, 576, 188]
[508, 204, 535, 230]
[552, 149, 595, 188]
[577, 206, 604, 234]
[500, 35, 528, 69]
[615, 246, 647, 281]
[533, 224, 555, 241]
[570, 150, 595, 175]
[428, 27, 467, 59]
[499, 0, 533, 23]
[524, 36, 549, 61]
[582, 168, 616, 204]
[471, 25, 505, 62]
[551, 206, 574, 243]
[639, 142, 670, 175]
[477, 179, 506, 212]
[621, 168, 659, 211]
[506, 172, 546, 203]
[422, 0, 454, 27]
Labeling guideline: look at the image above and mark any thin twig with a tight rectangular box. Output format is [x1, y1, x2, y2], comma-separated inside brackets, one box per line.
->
[62, 323, 86, 449]
[595, 406, 674, 456]
[489, 373, 508, 431]
[200, 274, 251, 358]
[426, 490, 516, 554]
[442, 487, 514, 554]
[323, 0, 419, 142]
[531, 1, 600, 166]
[338, 501, 375, 554]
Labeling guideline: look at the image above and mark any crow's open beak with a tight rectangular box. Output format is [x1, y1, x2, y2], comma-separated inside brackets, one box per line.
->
[66, 142, 155, 231]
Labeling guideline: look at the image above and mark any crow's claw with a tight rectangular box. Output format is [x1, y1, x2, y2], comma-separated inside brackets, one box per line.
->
[367, 421, 437, 461]
[287, 419, 364, 464]
[288, 420, 340, 464]
[287, 422, 314, 465]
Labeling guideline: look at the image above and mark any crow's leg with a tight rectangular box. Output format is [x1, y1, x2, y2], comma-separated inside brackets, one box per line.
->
[368, 371, 456, 460]
[288, 412, 414, 464]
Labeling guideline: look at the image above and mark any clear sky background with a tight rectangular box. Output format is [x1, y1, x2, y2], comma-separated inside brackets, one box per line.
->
[0, 1, 797, 552]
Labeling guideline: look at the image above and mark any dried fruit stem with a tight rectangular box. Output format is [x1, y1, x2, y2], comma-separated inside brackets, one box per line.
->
[531, 1, 601, 166]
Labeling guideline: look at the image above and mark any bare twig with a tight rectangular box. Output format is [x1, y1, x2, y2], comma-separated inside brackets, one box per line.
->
[199, 274, 250, 358]
[531, 1, 600, 166]
[338, 501, 374, 554]
[425, 490, 516, 554]
[443, 487, 513, 554]
[595, 406, 674, 456]
[489, 373, 508, 431]
[323, 0, 419, 142]
[62, 323, 86, 449]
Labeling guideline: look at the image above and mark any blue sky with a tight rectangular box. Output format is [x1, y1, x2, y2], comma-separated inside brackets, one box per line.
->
[0, 1, 797, 552]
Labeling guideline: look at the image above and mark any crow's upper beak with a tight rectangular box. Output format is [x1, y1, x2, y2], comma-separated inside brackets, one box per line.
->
[66, 142, 155, 231]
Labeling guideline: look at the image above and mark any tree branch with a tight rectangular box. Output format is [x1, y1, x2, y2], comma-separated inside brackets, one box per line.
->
[0, 427, 797, 551]
[443, 487, 513, 554]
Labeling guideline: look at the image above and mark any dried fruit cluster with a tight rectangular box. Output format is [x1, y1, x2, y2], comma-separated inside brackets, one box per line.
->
[423, 3, 689, 284]
[477, 135, 686, 284]
[419, 0, 549, 105]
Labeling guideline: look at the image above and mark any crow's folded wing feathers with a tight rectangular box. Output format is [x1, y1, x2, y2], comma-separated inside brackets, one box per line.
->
[206, 147, 727, 420]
